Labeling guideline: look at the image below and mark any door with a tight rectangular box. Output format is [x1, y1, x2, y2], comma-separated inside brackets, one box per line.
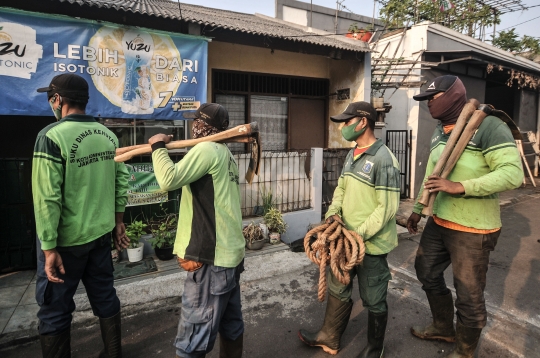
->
[289, 98, 325, 150]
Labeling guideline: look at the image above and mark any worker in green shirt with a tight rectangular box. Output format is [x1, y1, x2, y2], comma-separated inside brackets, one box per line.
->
[407, 75, 523, 358]
[298, 101, 401, 358]
[148, 103, 245, 358]
[33, 74, 129, 357]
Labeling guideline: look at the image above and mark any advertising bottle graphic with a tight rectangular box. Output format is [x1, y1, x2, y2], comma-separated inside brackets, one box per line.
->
[121, 30, 154, 114]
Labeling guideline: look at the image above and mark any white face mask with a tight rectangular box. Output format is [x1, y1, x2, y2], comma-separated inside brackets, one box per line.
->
[49, 95, 62, 120]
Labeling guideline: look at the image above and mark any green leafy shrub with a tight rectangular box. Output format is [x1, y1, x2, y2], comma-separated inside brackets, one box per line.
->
[125, 220, 147, 249]
[263, 207, 288, 234]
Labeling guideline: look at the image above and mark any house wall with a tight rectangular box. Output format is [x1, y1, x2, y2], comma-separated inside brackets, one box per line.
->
[516, 90, 538, 132]
[207, 41, 367, 148]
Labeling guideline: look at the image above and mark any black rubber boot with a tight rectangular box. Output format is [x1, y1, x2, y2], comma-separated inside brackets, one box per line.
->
[98, 311, 122, 358]
[357, 311, 387, 358]
[39, 329, 71, 358]
[445, 321, 482, 358]
[411, 291, 456, 343]
[219, 333, 243, 358]
[298, 295, 353, 355]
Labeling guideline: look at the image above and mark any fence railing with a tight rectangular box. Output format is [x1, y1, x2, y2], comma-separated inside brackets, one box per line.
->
[322, 149, 349, 214]
[233, 149, 313, 217]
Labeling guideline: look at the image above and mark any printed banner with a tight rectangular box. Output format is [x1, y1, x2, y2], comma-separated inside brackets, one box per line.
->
[126, 163, 168, 207]
[0, 9, 208, 119]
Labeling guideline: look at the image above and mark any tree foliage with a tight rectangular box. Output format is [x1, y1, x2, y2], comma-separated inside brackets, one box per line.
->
[492, 28, 540, 58]
[378, 0, 500, 37]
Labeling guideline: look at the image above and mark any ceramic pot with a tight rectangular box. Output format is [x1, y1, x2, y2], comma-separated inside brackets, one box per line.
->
[269, 232, 281, 245]
[155, 246, 174, 261]
[246, 240, 265, 250]
[127, 242, 144, 262]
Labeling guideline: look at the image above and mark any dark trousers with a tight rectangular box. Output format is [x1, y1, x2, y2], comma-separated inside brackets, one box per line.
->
[327, 253, 392, 314]
[414, 218, 500, 328]
[175, 260, 244, 358]
[36, 234, 120, 335]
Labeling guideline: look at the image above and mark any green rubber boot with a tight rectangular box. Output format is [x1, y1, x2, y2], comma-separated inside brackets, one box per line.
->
[98, 311, 122, 358]
[357, 311, 387, 358]
[39, 329, 71, 358]
[219, 333, 243, 358]
[445, 321, 482, 358]
[298, 294, 353, 355]
[411, 292, 456, 343]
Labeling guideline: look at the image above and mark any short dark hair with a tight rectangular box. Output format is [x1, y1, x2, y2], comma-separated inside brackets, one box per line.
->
[62, 97, 88, 111]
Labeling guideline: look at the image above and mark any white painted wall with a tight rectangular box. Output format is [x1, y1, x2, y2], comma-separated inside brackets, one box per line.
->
[282, 5, 308, 26]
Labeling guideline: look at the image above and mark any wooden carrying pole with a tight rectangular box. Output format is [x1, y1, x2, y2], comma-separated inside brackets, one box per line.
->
[418, 99, 480, 207]
[114, 122, 259, 163]
[421, 104, 492, 216]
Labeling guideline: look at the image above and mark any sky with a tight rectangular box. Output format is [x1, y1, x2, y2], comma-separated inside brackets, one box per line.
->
[177, 0, 540, 40]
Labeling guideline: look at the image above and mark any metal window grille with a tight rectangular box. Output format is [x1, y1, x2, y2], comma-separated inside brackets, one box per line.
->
[322, 149, 349, 213]
[386, 130, 412, 198]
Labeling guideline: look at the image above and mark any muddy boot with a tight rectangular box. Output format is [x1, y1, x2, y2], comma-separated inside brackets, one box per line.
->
[219, 333, 243, 358]
[98, 311, 122, 358]
[40, 329, 71, 358]
[411, 291, 456, 343]
[298, 295, 353, 355]
[357, 311, 387, 358]
[445, 321, 482, 358]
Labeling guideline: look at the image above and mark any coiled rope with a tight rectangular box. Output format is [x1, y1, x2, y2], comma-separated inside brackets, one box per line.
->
[304, 221, 366, 301]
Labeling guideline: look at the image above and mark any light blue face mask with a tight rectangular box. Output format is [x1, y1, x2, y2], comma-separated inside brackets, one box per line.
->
[341, 119, 366, 142]
[49, 95, 62, 120]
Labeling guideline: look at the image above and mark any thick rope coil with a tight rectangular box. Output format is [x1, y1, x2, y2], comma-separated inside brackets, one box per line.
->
[303, 221, 366, 302]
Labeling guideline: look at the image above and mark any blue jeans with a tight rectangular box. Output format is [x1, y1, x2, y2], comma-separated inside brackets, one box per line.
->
[175, 260, 244, 358]
[36, 233, 120, 335]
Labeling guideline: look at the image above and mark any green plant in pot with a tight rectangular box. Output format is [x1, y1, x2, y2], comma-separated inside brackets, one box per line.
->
[125, 220, 147, 262]
[263, 207, 288, 244]
[148, 211, 177, 261]
[243, 222, 265, 250]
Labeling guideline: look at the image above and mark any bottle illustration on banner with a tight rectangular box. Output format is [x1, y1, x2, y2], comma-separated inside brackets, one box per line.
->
[121, 30, 154, 114]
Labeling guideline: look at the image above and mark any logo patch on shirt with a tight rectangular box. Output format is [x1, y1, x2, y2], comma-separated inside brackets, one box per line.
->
[362, 160, 374, 174]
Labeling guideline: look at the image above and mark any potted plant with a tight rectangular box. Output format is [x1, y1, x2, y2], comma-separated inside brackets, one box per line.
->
[346, 23, 360, 39]
[243, 222, 265, 250]
[148, 212, 177, 261]
[263, 207, 288, 244]
[125, 220, 147, 262]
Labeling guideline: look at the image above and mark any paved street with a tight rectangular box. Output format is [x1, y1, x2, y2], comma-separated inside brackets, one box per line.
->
[1, 191, 539, 358]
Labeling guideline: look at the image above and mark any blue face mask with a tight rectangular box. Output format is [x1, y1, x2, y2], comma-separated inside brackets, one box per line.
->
[341, 119, 366, 142]
[49, 95, 62, 120]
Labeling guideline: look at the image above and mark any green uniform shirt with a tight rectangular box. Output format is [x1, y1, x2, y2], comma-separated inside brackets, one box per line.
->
[325, 139, 401, 255]
[152, 142, 245, 268]
[32, 114, 129, 250]
[413, 116, 523, 229]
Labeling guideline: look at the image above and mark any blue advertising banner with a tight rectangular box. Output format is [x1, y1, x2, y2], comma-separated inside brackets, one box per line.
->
[0, 8, 208, 120]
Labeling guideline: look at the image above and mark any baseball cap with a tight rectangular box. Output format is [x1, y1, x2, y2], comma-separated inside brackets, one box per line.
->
[330, 101, 377, 123]
[37, 74, 89, 101]
[183, 103, 230, 130]
[413, 75, 458, 101]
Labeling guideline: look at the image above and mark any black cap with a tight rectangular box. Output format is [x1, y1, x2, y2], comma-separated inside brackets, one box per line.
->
[37, 74, 89, 101]
[183, 103, 230, 130]
[413, 75, 458, 101]
[330, 101, 377, 122]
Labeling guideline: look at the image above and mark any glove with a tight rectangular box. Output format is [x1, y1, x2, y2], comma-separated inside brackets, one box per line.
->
[177, 257, 203, 272]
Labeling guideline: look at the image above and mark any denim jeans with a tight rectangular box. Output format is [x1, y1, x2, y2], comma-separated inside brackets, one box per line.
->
[414, 217, 500, 328]
[36, 233, 120, 335]
[175, 260, 244, 358]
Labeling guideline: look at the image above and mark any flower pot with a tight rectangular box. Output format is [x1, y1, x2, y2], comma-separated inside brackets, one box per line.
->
[127, 242, 144, 262]
[155, 246, 174, 261]
[345, 32, 355, 39]
[246, 240, 265, 250]
[269, 232, 281, 245]
[371, 97, 384, 109]
[360, 31, 372, 42]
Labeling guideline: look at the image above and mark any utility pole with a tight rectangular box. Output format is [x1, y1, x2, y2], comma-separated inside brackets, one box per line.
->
[310, 0, 313, 28]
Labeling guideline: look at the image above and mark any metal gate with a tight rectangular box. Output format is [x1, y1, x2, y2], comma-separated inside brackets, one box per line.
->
[386, 130, 411, 198]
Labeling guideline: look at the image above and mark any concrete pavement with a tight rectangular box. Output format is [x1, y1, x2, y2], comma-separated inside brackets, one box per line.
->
[1, 184, 539, 357]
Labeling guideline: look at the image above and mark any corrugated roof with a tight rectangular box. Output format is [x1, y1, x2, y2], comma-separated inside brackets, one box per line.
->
[57, 0, 370, 52]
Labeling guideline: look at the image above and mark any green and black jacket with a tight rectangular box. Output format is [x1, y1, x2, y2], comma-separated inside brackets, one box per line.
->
[326, 139, 401, 255]
[32, 114, 129, 250]
[413, 116, 523, 229]
[152, 141, 244, 268]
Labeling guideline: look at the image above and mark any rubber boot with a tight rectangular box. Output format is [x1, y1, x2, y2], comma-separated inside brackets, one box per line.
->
[98, 311, 122, 358]
[298, 294, 353, 355]
[219, 333, 243, 358]
[445, 321, 482, 358]
[411, 291, 456, 343]
[40, 329, 71, 358]
[357, 311, 387, 358]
